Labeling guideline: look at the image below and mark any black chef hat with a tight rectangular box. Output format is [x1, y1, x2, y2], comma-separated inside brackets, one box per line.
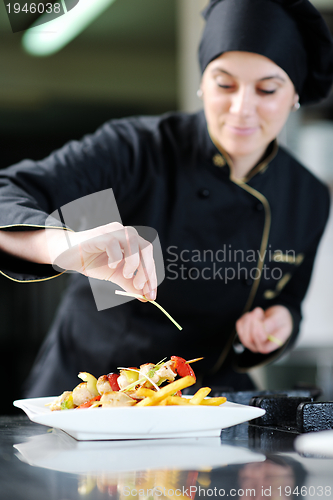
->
[199, 0, 333, 104]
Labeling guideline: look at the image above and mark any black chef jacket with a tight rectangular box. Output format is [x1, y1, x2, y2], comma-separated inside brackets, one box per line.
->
[0, 110, 330, 396]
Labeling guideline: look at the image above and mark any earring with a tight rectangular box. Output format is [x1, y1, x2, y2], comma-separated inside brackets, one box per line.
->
[197, 89, 203, 99]
[293, 101, 300, 111]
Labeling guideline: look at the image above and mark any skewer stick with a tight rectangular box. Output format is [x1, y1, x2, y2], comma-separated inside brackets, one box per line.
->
[185, 357, 204, 364]
[115, 290, 182, 330]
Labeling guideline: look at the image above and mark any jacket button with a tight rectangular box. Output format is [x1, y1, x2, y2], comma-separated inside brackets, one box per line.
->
[212, 154, 226, 167]
[255, 202, 264, 211]
[197, 188, 210, 198]
[244, 278, 253, 286]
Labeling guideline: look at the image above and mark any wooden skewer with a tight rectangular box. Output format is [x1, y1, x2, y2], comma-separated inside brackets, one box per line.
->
[185, 357, 204, 364]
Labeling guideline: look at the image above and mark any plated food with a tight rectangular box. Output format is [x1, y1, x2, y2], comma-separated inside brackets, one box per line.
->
[50, 356, 227, 411]
[14, 358, 265, 439]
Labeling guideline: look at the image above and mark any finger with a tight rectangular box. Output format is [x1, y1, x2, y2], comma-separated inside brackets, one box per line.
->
[236, 312, 257, 352]
[104, 236, 123, 269]
[79, 234, 123, 272]
[246, 320, 262, 353]
[246, 308, 272, 352]
[263, 315, 279, 336]
[103, 227, 140, 278]
[264, 324, 288, 352]
[132, 262, 148, 290]
[235, 314, 248, 341]
[137, 237, 157, 298]
[251, 316, 269, 351]
[252, 307, 265, 320]
[256, 308, 289, 353]
[258, 337, 281, 354]
[256, 323, 282, 354]
[109, 228, 157, 291]
[143, 279, 156, 301]
[238, 309, 273, 353]
[236, 313, 258, 352]
[122, 227, 141, 279]
[132, 261, 157, 301]
[96, 227, 139, 276]
[110, 225, 157, 300]
[250, 307, 267, 352]
[244, 311, 280, 354]
[109, 267, 148, 302]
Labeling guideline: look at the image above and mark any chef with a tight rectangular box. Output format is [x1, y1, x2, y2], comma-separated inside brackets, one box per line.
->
[0, 0, 332, 396]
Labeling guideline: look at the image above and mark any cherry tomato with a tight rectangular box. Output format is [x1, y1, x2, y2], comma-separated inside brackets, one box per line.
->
[171, 356, 196, 381]
[107, 373, 120, 391]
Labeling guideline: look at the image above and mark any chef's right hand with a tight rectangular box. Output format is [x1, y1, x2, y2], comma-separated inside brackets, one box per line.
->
[47, 222, 157, 300]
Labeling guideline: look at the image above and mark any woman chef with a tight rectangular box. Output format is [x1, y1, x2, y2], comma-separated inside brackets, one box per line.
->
[0, 0, 332, 396]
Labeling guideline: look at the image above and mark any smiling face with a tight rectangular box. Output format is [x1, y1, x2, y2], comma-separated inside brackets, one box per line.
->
[200, 51, 299, 167]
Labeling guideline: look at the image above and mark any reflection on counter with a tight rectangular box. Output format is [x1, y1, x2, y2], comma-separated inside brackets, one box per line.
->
[2, 417, 333, 500]
[78, 470, 202, 500]
[74, 457, 304, 500]
[14, 427, 309, 500]
[13, 429, 265, 473]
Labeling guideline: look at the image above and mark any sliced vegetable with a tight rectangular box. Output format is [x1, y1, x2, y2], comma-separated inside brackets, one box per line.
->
[77, 396, 101, 409]
[60, 393, 74, 410]
[121, 369, 139, 385]
[107, 373, 120, 391]
[171, 356, 196, 381]
[120, 364, 162, 392]
[78, 372, 99, 397]
[50, 391, 74, 411]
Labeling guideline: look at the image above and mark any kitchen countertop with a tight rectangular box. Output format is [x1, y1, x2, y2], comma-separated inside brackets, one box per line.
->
[2, 415, 333, 500]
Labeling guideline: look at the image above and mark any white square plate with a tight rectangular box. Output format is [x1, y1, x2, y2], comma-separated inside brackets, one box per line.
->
[14, 397, 265, 441]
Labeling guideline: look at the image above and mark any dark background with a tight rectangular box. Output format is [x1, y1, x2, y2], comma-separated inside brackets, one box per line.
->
[0, 0, 177, 414]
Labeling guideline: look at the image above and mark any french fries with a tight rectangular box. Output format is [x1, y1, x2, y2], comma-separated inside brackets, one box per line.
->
[189, 387, 211, 405]
[161, 396, 191, 406]
[136, 376, 196, 406]
[135, 387, 156, 399]
[135, 377, 227, 407]
[198, 397, 227, 406]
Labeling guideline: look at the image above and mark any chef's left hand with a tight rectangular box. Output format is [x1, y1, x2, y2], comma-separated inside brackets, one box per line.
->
[235, 306, 293, 354]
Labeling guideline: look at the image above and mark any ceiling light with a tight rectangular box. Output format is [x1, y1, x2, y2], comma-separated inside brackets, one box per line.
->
[22, 0, 117, 57]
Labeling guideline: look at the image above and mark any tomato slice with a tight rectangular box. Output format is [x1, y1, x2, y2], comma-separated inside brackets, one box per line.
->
[77, 396, 101, 409]
[171, 356, 196, 381]
[107, 373, 120, 391]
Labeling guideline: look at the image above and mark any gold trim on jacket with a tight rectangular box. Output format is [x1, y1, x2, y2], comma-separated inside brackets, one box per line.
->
[0, 224, 73, 283]
[209, 138, 278, 373]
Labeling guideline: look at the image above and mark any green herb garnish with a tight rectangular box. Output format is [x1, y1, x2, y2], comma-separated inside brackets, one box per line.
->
[115, 291, 182, 330]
